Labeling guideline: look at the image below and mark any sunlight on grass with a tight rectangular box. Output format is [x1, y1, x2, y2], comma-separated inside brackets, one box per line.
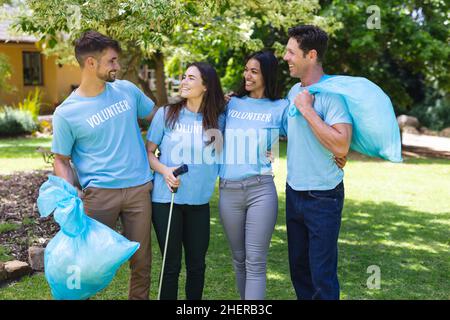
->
[378, 240, 439, 253]
[267, 272, 287, 281]
[270, 238, 285, 245]
[338, 239, 360, 246]
[0, 158, 52, 174]
[0, 137, 449, 300]
[274, 225, 286, 232]
[0, 137, 52, 174]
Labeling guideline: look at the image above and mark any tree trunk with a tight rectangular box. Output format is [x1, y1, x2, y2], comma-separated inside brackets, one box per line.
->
[137, 77, 158, 104]
[153, 50, 168, 106]
[120, 49, 158, 103]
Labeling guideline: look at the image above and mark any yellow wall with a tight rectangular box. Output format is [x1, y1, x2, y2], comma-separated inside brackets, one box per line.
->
[0, 42, 81, 113]
[56, 63, 81, 103]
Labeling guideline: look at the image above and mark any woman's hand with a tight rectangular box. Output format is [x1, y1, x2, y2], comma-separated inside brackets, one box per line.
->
[163, 166, 181, 192]
[224, 91, 234, 102]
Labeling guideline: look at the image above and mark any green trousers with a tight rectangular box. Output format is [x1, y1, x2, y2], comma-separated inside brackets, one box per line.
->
[152, 202, 210, 300]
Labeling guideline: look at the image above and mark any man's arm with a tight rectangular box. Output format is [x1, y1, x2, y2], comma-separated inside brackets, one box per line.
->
[294, 90, 352, 158]
[129, 80, 155, 121]
[53, 154, 75, 186]
[143, 106, 159, 123]
[53, 153, 85, 197]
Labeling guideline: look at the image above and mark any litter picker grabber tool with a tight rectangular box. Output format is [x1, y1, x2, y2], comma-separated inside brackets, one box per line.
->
[157, 164, 188, 300]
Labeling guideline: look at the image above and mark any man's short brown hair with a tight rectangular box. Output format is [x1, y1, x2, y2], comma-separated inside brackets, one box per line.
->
[74, 30, 122, 67]
[288, 25, 328, 63]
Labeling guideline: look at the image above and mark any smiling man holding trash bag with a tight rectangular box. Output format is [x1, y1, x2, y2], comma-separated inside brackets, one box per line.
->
[51, 30, 155, 300]
[283, 25, 401, 300]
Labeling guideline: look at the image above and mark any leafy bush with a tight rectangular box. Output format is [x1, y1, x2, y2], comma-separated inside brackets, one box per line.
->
[410, 89, 450, 131]
[17, 87, 42, 121]
[0, 106, 37, 137]
[39, 119, 53, 135]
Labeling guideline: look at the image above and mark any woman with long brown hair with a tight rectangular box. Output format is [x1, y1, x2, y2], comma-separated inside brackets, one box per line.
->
[146, 62, 225, 300]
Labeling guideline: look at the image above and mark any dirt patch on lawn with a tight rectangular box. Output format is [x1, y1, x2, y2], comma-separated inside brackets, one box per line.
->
[0, 170, 59, 262]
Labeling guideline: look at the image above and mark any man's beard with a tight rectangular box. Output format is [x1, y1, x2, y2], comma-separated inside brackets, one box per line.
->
[97, 70, 117, 82]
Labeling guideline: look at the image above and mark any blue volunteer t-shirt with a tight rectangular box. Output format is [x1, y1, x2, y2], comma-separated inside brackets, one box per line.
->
[219, 96, 289, 180]
[51, 79, 155, 189]
[147, 106, 224, 205]
[287, 75, 352, 191]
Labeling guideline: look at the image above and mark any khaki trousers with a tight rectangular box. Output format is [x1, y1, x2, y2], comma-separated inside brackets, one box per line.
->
[82, 181, 152, 300]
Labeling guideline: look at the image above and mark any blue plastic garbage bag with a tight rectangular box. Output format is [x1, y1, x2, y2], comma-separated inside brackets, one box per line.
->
[37, 175, 140, 300]
[288, 75, 402, 162]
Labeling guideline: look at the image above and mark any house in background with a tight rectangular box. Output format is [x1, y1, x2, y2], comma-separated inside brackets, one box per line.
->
[0, 19, 81, 114]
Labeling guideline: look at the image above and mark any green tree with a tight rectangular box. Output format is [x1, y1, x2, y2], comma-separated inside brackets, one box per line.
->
[319, 0, 450, 126]
[10, 0, 209, 105]
[165, 0, 341, 93]
[14, 0, 446, 128]
[10, 0, 335, 105]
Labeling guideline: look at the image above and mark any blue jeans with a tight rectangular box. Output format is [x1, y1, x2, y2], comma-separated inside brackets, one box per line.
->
[285, 182, 344, 300]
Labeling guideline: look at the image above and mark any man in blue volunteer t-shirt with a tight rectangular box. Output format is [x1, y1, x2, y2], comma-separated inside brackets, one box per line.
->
[283, 25, 353, 300]
[51, 30, 155, 300]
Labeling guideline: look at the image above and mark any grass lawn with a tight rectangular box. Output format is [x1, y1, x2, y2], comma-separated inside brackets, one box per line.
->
[0, 137, 52, 174]
[0, 136, 449, 300]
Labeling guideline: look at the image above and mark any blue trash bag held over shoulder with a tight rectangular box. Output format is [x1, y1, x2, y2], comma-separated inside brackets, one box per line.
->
[288, 75, 402, 162]
[37, 175, 140, 300]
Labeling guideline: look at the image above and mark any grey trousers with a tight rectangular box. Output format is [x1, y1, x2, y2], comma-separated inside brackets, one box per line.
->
[219, 175, 278, 300]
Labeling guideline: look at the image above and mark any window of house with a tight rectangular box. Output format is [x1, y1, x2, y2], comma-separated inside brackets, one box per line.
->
[23, 52, 43, 86]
